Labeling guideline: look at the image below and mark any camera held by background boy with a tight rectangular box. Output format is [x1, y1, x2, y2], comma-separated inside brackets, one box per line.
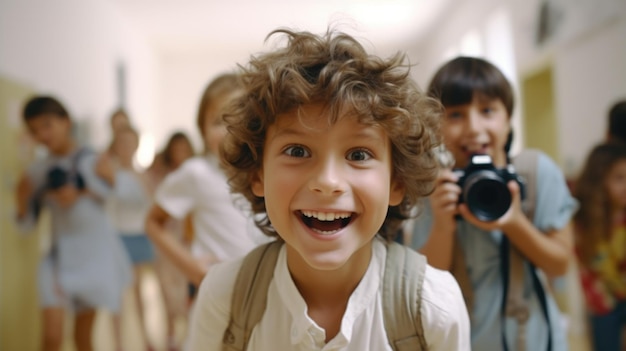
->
[434, 144, 526, 222]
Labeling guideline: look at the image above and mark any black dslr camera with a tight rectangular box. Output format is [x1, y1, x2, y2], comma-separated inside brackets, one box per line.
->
[46, 166, 86, 191]
[453, 154, 525, 221]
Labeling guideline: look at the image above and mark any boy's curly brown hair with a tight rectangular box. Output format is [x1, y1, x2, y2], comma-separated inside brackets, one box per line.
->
[221, 28, 442, 240]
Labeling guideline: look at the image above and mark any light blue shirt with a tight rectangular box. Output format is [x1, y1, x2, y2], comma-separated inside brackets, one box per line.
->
[16, 146, 132, 312]
[410, 151, 578, 351]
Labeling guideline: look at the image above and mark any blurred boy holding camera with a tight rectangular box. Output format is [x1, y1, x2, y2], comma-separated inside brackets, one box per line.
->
[15, 96, 131, 351]
[409, 57, 577, 351]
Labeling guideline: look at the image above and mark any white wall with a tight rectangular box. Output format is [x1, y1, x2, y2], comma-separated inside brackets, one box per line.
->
[553, 17, 626, 176]
[511, 0, 626, 176]
[0, 0, 159, 151]
[154, 30, 428, 153]
[407, 0, 524, 154]
[156, 47, 251, 152]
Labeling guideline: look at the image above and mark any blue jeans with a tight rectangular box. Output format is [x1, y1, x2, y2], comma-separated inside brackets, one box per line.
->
[590, 301, 626, 351]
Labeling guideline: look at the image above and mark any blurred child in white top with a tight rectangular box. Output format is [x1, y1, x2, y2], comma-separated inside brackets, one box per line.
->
[99, 124, 156, 351]
[145, 73, 266, 290]
[144, 131, 196, 351]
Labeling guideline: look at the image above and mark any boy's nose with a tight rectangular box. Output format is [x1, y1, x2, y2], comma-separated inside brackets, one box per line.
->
[466, 110, 483, 134]
[308, 157, 346, 195]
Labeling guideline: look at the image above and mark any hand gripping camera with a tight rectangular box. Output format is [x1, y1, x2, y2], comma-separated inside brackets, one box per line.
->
[45, 148, 90, 191]
[453, 154, 526, 222]
[45, 166, 86, 191]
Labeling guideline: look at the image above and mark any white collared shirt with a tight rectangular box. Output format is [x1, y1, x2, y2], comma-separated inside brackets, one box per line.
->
[188, 238, 470, 351]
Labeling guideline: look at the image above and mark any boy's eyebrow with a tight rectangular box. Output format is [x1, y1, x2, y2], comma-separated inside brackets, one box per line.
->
[270, 127, 307, 141]
[474, 93, 497, 104]
[351, 129, 388, 146]
[271, 124, 387, 140]
[351, 126, 383, 137]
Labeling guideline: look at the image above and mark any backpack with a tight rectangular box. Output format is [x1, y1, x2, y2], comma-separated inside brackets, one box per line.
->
[450, 149, 553, 351]
[222, 239, 429, 351]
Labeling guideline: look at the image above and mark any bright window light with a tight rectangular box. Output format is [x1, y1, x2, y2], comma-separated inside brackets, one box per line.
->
[135, 133, 155, 170]
[460, 29, 484, 57]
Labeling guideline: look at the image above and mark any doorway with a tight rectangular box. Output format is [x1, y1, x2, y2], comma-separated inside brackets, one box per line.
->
[521, 66, 560, 163]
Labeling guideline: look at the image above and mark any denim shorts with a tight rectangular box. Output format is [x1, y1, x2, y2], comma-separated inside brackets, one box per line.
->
[120, 234, 155, 264]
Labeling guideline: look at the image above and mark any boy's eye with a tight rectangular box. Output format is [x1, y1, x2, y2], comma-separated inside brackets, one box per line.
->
[347, 148, 372, 161]
[212, 118, 224, 127]
[447, 111, 463, 119]
[482, 107, 493, 114]
[283, 145, 310, 158]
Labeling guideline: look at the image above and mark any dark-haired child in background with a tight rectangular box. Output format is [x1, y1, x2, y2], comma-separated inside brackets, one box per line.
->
[574, 142, 626, 351]
[14, 96, 131, 351]
[409, 56, 577, 351]
[607, 100, 626, 143]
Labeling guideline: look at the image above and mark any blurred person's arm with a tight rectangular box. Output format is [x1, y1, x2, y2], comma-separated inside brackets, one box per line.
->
[458, 181, 572, 276]
[501, 204, 573, 277]
[15, 173, 33, 219]
[145, 205, 211, 286]
[417, 169, 461, 271]
[81, 151, 114, 201]
[183, 214, 194, 246]
[14, 172, 39, 232]
[146, 159, 218, 286]
[94, 151, 115, 186]
[48, 184, 81, 208]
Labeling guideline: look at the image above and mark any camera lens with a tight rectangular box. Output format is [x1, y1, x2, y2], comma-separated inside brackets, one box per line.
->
[463, 171, 512, 221]
[47, 167, 68, 190]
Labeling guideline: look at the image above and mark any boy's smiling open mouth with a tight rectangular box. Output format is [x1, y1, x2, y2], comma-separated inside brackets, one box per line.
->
[462, 144, 489, 156]
[298, 210, 355, 235]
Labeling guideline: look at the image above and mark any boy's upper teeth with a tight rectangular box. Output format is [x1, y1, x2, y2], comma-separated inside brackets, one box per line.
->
[302, 210, 351, 221]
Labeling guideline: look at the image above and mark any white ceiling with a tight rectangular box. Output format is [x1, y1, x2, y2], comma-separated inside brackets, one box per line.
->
[109, 0, 452, 56]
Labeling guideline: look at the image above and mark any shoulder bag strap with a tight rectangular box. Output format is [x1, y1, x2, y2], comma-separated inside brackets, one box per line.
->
[69, 146, 91, 189]
[223, 241, 283, 351]
[502, 149, 552, 351]
[383, 241, 428, 351]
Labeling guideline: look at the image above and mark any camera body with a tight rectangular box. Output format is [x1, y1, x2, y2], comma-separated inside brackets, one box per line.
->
[46, 166, 86, 191]
[453, 154, 525, 221]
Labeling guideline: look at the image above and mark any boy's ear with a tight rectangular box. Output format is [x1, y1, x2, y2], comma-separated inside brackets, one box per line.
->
[250, 169, 265, 197]
[24, 120, 35, 134]
[389, 179, 405, 206]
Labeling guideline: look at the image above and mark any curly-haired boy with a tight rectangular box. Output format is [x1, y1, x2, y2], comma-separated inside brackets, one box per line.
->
[187, 28, 470, 351]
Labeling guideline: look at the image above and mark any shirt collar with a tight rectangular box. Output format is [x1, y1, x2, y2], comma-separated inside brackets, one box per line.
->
[274, 238, 385, 347]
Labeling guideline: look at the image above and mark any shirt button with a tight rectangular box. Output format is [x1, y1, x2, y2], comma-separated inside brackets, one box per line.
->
[223, 330, 235, 344]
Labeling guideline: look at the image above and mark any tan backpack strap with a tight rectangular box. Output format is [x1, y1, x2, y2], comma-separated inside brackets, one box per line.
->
[450, 237, 474, 315]
[222, 241, 283, 351]
[383, 241, 428, 351]
[505, 149, 539, 351]
[512, 149, 539, 220]
[506, 247, 530, 350]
